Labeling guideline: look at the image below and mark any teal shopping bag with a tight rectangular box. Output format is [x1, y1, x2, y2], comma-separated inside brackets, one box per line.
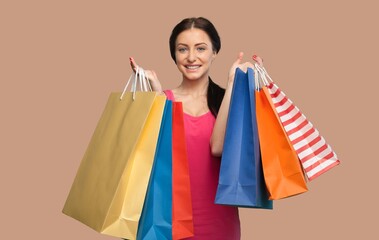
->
[137, 100, 173, 240]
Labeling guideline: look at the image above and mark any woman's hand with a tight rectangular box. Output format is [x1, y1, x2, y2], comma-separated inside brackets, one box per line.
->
[129, 57, 163, 93]
[211, 52, 263, 157]
[227, 52, 264, 87]
[210, 52, 264, 157]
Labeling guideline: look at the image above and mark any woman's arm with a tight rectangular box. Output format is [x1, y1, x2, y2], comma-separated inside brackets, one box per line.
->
[210, 78, 234, 157]
[210, 53, 263, 157]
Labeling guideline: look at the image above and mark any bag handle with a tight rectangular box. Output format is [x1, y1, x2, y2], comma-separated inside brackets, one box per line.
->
[120, 67, 153, 100]
[252, 66, 262, 91]
[253, 63, 274, 92]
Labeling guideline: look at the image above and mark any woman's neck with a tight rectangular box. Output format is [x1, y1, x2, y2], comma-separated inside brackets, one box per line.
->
[177, 75, 209, 97]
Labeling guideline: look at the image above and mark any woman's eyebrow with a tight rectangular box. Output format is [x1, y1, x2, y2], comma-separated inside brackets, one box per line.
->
[176, 42, 208, 47]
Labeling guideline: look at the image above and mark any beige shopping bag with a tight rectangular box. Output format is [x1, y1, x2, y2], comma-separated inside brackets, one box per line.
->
[63, 69, 166, 239]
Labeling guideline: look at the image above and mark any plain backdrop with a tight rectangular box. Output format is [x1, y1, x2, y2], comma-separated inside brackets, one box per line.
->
[1, 0, 378, 239]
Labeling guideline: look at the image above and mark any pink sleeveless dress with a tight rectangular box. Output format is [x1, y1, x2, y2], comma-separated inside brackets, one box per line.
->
[164, 90, 241, 240]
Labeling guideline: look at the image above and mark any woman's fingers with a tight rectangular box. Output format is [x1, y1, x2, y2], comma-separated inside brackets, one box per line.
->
[129, 57, 138, 72]
[252, 55, 264, 66]
[234, 52, 244, 66]
[146, 70, 162, 92]
[127, 58, 162, 92]
[129, 59, 157, 82]
[151, 70, 158, 80]
[233, 52, 263, 72]
[144, 70, 155, 81]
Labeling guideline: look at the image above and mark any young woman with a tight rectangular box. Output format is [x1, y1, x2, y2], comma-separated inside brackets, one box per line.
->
[130, 17, 263, 240]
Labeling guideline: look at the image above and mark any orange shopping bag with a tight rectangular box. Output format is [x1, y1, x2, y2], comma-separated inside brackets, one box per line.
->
[172, 102, 194, 239]
[255, 72, 308, 200]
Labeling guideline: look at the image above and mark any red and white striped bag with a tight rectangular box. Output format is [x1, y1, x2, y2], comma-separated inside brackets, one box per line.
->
[254, 64, 340, 181]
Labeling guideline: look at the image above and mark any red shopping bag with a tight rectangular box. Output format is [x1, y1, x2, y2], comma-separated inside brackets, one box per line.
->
[255, 86, 308, 200]
[172, 102, 194, 239]
[256, 64, 340, 181]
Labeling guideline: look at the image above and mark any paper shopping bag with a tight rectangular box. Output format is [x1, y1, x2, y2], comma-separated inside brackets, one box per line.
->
[255, 83, 308, 200]
[137, 100, 173, 240]
[215, 68, 272, 208]
[62, 92, 166, 239]
[266, 82, 340, 180]
[172, 102, 194, 239]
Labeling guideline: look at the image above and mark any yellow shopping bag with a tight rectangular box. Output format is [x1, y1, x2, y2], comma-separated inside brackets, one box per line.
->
[63, 69, 166, 239]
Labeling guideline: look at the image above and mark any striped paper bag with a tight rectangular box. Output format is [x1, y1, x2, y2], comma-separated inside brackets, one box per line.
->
[255, 64, 340, 181]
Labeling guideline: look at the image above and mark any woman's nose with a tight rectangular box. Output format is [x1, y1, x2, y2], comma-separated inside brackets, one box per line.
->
[187, 50, 196, 62]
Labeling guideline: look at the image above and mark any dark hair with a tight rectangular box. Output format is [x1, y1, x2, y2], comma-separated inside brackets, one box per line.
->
[169, 17, 225, 117]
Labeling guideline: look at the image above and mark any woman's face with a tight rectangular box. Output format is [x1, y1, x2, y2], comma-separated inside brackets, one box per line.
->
[175, 28, 216, 82]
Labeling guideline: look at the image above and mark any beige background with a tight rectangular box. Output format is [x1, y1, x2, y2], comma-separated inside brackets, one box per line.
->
[1, 0, 378, 239]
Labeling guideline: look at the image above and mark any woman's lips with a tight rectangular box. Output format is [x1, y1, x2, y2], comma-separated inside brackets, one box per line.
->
[185, 65, 201, 71]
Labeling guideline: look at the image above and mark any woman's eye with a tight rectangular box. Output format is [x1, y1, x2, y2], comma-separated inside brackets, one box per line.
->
[197, 47, 206, 51]
[178, 48, 187, 53]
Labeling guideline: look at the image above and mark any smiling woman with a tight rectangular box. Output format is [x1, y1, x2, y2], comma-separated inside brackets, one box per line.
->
[175, 29, 216, 82]
[167, 17, 224, 119]
[130, 16, 262, 240]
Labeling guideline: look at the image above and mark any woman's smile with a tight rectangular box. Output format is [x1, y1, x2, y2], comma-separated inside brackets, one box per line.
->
[185, 64, 202, 71]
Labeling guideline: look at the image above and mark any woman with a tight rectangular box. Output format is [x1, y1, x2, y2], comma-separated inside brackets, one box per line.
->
[131, 17, 263, 240]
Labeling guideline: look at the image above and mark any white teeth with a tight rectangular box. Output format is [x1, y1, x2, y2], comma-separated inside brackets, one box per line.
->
[186, 65, 200, 69]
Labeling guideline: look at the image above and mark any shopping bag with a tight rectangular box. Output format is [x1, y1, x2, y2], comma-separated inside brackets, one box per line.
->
[172, 102, 194, 239]
[255, 67, 308, 200]
[62, 68, 166, 239]
[215, 68, 273, 208]
[137, 100, 173, 240]
[255, 64, 340, 181]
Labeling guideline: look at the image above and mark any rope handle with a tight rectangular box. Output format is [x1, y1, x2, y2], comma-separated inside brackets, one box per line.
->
[254, 63, 273, 90]
[120, 67, 152, 100]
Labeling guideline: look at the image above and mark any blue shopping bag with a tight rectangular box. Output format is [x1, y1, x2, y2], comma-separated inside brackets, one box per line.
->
[137, 100, 173, 240]
[215, 68, 273, 209]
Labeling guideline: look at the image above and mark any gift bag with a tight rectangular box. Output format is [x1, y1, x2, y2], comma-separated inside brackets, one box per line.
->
[215, 68, 272, 208]
[62, 68, 166, 239]
[172, 102, 194, 239]
[255, 67, 308, 200]
[137, 101, 173, 240]
[255, 64, 340, 181]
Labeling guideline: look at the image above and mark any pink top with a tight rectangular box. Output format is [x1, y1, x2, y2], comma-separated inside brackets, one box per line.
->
[164, 90, 240, 240]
